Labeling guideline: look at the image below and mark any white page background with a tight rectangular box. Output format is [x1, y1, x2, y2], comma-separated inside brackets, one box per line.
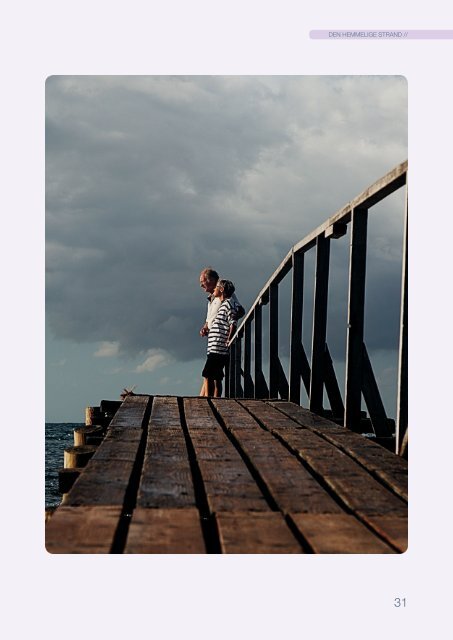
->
[2, 1, 451, 637]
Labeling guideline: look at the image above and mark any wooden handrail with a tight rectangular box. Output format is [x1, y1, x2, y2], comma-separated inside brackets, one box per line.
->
[227, 160, 408, 454]
[233, 160, 407, 335]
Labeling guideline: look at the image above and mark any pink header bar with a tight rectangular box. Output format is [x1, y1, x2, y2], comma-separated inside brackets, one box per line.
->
[310, 30, 453, 39]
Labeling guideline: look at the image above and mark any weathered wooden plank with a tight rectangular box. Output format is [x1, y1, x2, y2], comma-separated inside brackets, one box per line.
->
[138, 396, 196, 508]
[268, 400, 332, 427]
[108, 394, 151, 428]
[138, 463, 195, 508]
[322, 434, 407, 499]
[63, 458, 139, 506]
[358, 514, 407, 552]
[212, 399, 343, 514]
[63, 426, 143, 506]
[322, 473, 405, 517]
[205, 488, 271, 512]
[241, 400, 407, 520]
[289, 513, 395, 554]
[144, 396, 178, 427]
[184, 398, 269, 512]
[270, 401, 407, 501]
[216, 512, 303, 553]
[124, 508, 206, 554]
[91, 427, 143, 461]
[49, 395, 408, 555]
[324, 435, 407, 502]
[45, 506, 122, 553]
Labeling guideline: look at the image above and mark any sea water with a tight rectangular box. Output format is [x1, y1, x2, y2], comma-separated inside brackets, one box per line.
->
[45, 423, 83, 508]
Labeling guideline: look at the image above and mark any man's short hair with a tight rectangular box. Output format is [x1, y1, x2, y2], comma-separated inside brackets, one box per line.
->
[201, 267, 219, 282]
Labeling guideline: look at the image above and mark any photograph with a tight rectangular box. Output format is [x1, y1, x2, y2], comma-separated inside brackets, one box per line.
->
[45, 75, 408, 554]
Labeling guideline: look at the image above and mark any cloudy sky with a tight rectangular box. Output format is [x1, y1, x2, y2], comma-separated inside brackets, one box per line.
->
[45, 75, 407, 421]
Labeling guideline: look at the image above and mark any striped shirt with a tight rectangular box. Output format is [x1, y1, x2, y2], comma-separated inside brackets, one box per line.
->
[207, 298, 236, 355]
[206, 291, 241, 329]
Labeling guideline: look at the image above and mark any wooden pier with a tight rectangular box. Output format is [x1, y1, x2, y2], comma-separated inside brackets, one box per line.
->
[46, 394, 408, 554]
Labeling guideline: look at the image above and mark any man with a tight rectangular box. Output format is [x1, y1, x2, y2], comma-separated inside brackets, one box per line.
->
[199, 267, 245, 396]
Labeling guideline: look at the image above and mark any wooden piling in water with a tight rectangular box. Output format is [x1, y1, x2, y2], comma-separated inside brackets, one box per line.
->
[85, 406, 103, 425]
[74, 425, 105, 446]
[46, 399, 120, 516]
[58, 467, 82, 493]
[64, 445, 97, 469]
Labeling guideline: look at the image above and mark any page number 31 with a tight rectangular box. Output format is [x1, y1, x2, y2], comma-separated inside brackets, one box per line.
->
[394, 597, 407, 608]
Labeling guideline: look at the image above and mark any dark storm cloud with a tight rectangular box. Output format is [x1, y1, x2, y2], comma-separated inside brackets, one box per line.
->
[45, 76, 407, 364]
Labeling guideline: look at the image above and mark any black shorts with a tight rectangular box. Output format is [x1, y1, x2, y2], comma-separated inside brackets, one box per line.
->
[202, 353, 229, 380]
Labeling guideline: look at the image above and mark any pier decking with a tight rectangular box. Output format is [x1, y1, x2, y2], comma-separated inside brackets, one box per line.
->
[46, 395, 408, 553]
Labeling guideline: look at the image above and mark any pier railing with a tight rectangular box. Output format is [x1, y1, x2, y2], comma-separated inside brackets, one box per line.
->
[226, 161, 408, 455]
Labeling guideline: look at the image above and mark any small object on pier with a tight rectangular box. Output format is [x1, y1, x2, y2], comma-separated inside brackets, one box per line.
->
[100, 399, 122, 419]
[120, 385, 136, 400]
